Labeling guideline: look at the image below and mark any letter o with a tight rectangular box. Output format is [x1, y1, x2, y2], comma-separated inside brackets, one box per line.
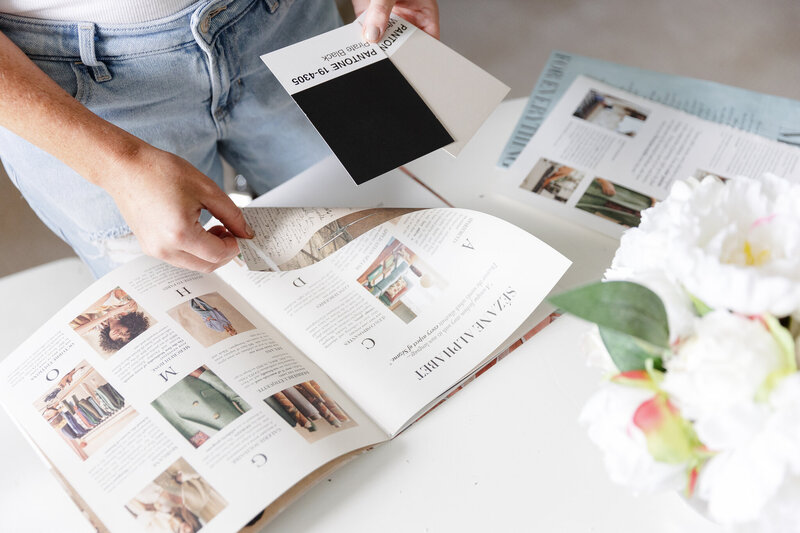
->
[45, 369, 60, 382]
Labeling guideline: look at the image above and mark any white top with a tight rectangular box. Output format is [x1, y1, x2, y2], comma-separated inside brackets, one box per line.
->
[0, 0, 196, 24]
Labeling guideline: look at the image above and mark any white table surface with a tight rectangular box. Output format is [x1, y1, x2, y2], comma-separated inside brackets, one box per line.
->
[0, 100, 723, 532]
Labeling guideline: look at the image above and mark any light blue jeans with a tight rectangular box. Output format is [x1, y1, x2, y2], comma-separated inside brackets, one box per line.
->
[0, 0, 338, 277]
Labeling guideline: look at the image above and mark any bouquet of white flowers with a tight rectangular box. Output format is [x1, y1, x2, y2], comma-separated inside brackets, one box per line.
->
[552, 174, 800, 531]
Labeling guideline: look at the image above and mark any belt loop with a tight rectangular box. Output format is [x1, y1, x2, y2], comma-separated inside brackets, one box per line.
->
[77, 23, 112, 83]
[264, 0, 279, 14]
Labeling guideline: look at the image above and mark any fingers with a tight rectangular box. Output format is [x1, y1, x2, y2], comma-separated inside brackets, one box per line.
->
[351, 0, 371, 16]
[201, 183, 254, 239]
[397, 1, 440, 39]
[162, 247, 230, 273]
[144, 222, 239, 273]
[207, 224, 236, 240]
[179, 223, 240, 268]
[361, 0, 395, 42]
[110, 146, 251, 274]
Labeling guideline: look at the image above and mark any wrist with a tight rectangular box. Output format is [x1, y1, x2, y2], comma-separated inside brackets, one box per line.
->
[80, 128, 153, 194]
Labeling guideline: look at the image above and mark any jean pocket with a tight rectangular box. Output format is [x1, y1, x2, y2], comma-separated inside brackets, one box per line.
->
[30, 58, 89, 104]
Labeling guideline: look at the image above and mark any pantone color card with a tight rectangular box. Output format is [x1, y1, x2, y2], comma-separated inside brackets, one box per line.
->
[358, 15, 510, 156]
[262, 22, 453, 185]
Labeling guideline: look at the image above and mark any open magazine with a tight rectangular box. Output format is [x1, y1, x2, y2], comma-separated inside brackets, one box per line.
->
[498, 50, 800, 169]
[500, 75, 800, 237]
[0, 206, 569, 532]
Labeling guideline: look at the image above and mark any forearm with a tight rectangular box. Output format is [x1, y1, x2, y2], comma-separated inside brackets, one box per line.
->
[0, 30, 255, 272]
[0, 30, 146, 192]
[72, 316, 107, 334]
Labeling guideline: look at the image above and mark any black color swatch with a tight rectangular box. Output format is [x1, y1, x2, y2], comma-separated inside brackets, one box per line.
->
[292, 58, 453, 184]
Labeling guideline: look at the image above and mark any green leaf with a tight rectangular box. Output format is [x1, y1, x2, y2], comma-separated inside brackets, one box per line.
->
[599, 327, 667, 372]
[549, 281, 670, 348]
[688, 292, 712, 317]
[756, 315, 798, 401]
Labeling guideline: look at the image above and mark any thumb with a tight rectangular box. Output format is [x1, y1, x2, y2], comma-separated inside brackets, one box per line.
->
[202, 186, 254, 239]
[362, 0, 395, 43]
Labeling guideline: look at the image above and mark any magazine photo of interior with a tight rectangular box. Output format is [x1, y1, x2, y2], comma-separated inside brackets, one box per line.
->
[125, 457, 227, 533]
[68, 287, 156, 359]
[519, 157, 585, 203]
[356, 238, 446, 324]
[33, 360, 136, 461]
[572, 89, 650, 137]
[151, 365, 251, 448]
[574, 178, 657, 228]
[167, 292, 255, 348]
[263, 379, 357, 444]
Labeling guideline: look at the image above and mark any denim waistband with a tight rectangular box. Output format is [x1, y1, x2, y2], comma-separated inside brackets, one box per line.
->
[0, 0, 279, 60]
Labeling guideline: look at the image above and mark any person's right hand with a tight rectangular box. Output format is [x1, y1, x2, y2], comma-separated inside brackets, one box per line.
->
[0, 31, 254, 274]
[105, 143, 254, 272]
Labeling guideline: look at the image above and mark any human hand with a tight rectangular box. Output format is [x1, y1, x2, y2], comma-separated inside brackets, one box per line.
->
[351, 0, 439, 42]
[119, 300, 138, 314]
[104, 144, 254, 272]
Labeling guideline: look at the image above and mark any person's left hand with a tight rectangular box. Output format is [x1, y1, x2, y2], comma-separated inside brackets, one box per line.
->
[352, 0, 439, 43]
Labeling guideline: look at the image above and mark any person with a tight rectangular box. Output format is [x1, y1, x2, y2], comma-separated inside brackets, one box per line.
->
[69, 287, 150, 351]
[536, 164, 576, 193]
[127, 484, 203, 532]
[189, 296, 236, 336]
[171, 469, 227, 524]
[0, 0, 440, 277]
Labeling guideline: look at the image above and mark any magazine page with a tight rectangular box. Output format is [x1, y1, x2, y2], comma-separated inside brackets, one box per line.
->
[219, 207, 571, 436]
[238, 207, 421, 272]
[500, 75, 800, 237]
[498, 50, 800, 168]
[0, 258, 386, 532]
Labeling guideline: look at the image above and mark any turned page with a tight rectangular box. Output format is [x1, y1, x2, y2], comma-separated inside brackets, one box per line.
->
[219, 207, 570, 436]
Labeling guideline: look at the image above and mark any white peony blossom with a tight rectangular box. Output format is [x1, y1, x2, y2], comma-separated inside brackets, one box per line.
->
[662, 311, 784, 426]
[578, 172, 800, 530]
[607, 175, 699, 279]
[750, 475, 800, 533]
[697, 424, 786, 525]
[629, 174, 800, 316]
[580, 383, 687, 493]
[693, 376, 800, 526]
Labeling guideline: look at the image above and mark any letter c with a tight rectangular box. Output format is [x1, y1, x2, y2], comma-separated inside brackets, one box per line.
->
[361, 338, 376, 350]
[251, 453, 268, 467]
